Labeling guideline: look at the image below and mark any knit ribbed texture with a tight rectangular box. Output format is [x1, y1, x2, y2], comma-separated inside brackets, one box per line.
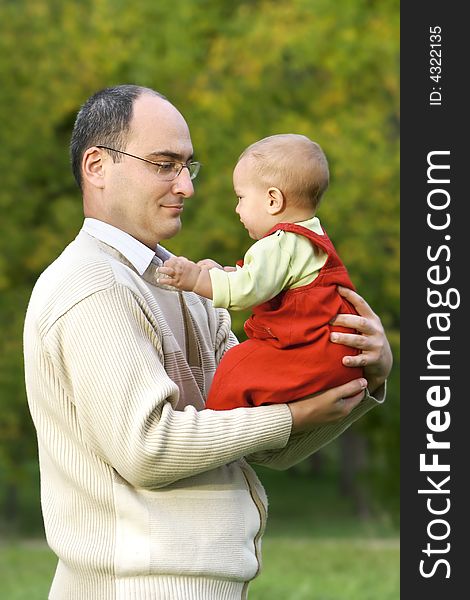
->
[50, 564, 247, 600]
[24, 230, 383, 599]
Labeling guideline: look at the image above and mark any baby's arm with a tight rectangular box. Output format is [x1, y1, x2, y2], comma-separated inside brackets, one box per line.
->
[160, 233, 293, 308]
[158, 257, 233, 298]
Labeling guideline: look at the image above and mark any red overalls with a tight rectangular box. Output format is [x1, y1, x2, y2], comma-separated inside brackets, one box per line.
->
[205, 223, 363, 409]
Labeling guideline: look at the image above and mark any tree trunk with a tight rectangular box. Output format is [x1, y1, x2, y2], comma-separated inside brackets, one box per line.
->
[338, 430, 371, 519]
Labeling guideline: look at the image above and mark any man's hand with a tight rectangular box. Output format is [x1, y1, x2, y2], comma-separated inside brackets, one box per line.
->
[157, 257, 213, 299]
[330, 286, 393, 393]
[288, 378, 368, 434]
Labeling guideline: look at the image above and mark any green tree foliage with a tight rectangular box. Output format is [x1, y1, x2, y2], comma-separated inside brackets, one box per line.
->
[0, 0, 399, 530]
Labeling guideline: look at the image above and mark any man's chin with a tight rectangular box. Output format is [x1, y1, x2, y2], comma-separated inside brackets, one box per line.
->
[158, 221, 182, 242]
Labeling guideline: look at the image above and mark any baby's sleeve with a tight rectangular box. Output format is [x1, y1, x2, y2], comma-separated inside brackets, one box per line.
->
[209, 233, 292, 310]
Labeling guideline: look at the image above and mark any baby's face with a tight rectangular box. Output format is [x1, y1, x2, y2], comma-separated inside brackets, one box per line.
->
[232, 158, 271, 240]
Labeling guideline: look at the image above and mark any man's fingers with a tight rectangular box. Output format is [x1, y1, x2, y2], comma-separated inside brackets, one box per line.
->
[337, 286, 376, 318]
[335, 377, 368, 399]
[341, 390, 366, 411]
[331, 330, 371, 350]
[330, 313, 375, 334]
[320, 378, 368, 411]
[331, 381, 367, 417]
[343, 354, 369, 368]
[289, 378, 368, 432]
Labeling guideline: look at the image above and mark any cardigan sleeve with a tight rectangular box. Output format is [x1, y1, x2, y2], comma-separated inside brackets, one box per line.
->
[245, 385, 386, 470]
[44, 284, 293, 489]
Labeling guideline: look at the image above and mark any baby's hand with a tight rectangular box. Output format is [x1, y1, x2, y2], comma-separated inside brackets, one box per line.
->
[197, 259, 223, 270]
[197, 259, 237, 273]
[158, 256, 202, 292]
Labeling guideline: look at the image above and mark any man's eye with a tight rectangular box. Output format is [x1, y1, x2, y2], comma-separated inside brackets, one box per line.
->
[156, 162, 177, 172]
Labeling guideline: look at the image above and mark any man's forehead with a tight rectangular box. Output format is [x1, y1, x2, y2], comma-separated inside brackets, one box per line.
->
[132, 94, 186, 129]
[129, 94, 192, 154]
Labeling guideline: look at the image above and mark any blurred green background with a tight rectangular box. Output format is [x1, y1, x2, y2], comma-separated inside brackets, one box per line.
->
[0, 0, 399, 597]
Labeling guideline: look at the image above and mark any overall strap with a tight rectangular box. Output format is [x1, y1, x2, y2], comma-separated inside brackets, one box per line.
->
[264, 222, 341, 269]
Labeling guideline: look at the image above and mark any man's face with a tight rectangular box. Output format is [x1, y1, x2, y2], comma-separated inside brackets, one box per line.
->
[102, 93, 195, 249]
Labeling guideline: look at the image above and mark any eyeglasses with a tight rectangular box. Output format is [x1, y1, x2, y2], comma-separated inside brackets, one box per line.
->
[96, 145, 201, 181]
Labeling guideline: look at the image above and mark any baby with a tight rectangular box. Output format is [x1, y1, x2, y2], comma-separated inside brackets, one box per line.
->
[158, 134, 363, 409]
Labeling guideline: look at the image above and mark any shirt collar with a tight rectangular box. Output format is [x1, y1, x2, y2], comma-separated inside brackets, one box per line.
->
[82, 218, 171, 275]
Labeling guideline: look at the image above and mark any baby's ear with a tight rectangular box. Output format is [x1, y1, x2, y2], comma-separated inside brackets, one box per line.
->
[266, 187, 285, 215]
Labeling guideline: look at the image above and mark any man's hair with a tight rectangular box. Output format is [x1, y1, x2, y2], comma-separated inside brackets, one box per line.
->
[239, 134, 330, 209]
[70, 84, 166, 190]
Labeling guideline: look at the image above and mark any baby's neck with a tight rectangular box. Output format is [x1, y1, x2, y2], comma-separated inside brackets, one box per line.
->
[275, 207, 316, 225]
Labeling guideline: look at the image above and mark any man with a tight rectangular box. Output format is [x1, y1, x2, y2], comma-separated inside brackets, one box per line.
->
[24, 84, 392, 599]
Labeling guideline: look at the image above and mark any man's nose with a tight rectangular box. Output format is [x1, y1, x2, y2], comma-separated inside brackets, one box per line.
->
[172, 167, 194, 197]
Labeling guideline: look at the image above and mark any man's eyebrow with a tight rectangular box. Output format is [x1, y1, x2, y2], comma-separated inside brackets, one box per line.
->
[147, 150, 194, 161]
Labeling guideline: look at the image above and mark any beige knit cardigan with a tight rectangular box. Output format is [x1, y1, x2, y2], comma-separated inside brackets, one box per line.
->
[23, 230, 382, 599]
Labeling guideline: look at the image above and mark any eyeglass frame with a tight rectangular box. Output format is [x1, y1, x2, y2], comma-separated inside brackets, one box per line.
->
[95, 145, 201, 181]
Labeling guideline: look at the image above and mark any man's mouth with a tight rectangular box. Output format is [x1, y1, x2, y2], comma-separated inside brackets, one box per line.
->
[162, 204, 184, 212]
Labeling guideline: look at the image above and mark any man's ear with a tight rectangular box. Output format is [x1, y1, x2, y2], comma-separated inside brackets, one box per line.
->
[82, 147, 106, 189]
[266, 187, 285, 215]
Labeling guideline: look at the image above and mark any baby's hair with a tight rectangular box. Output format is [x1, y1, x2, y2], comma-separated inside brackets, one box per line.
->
[239, 134, 329, 210]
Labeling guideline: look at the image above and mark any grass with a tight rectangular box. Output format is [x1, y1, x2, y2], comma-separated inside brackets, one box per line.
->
[0, 540, 55, 600]
[250, 537, 399, 599]
[251, 467, 400, 599]
[0, 467, 399, 599]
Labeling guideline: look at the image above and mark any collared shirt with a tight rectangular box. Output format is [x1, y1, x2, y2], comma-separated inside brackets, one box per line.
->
[81, 218, 186, 351]
[82, 218, 171, 274]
